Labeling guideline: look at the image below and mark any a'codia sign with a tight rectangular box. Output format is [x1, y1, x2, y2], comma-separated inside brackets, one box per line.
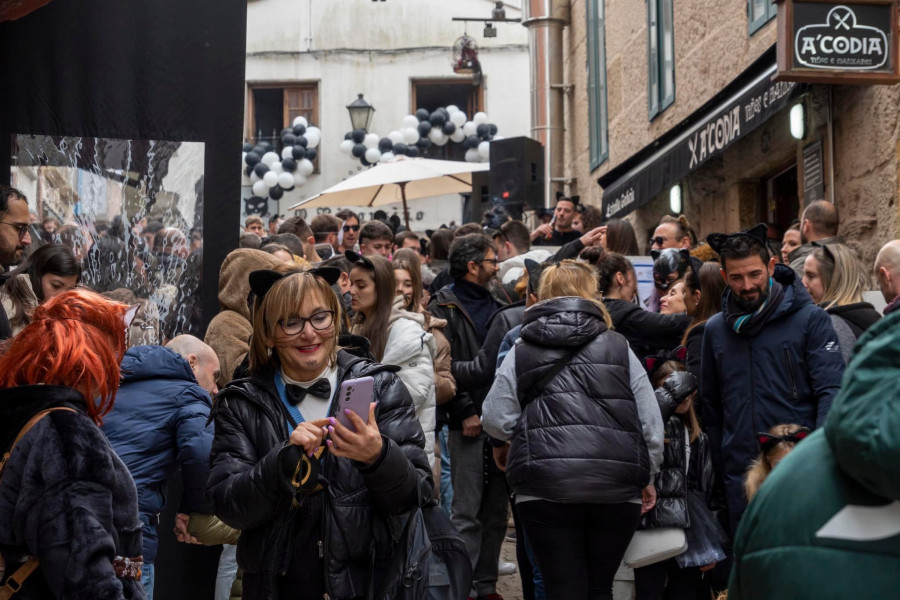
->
[776, 0, 900, 84]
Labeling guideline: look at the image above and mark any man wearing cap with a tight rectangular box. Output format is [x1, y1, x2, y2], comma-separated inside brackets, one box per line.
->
[700, 223, 844, 535]
[530, 192, 582, 246]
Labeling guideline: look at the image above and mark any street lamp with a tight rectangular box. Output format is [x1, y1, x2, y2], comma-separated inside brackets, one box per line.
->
[347, 93, 376, 133]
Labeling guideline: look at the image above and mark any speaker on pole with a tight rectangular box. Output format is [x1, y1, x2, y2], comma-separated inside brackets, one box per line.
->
[489, 137, 544, 216]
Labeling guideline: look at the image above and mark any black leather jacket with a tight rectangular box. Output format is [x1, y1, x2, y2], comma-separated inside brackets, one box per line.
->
[206, 351, 432, 600]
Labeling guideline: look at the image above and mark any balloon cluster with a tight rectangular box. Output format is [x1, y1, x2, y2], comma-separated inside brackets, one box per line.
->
[339, 106, 500, 167]
[242, 116, 321, 201]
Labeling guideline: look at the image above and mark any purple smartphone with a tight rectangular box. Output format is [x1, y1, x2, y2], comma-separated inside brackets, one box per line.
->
[335, 376, 375, 431]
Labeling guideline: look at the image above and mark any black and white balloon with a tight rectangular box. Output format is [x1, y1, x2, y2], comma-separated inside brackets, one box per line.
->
[241, 115, 320, 200]
[340, 105, 498, 166]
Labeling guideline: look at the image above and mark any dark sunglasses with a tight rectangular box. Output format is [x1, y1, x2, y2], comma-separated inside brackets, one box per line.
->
[343, 224, 360, 232]
[811, 240, 836, 263]
[649, 236, 666, 247]
[756, 427, 811, 453]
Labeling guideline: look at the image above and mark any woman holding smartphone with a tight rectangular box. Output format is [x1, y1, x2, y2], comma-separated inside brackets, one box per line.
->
[206, 268, 432, 600]
[346, 251, 437, 467]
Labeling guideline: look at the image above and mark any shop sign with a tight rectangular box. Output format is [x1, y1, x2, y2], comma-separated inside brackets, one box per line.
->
[776, 0, 900, 84]
[600, 65, 803, 220]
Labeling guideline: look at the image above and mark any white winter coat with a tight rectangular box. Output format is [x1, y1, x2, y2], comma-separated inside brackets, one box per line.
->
[382, 310, 437, 467]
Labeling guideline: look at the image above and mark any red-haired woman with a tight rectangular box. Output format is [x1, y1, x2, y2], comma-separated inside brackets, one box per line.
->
[0, 289, 145, 600]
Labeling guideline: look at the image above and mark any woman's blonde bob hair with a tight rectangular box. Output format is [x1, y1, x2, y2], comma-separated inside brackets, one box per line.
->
[809, 243, 869, 310]
[537, 259, 613, 328]
[249, 270, 343, 374]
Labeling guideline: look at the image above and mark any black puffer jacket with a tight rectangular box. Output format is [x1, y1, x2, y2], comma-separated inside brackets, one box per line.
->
[206, 351, 432, 600]
[0, 386, 145, 600]
[641, 373, 714, 529]
[603, 298, 691, 362]
[640, 417, 713, 529]
[509, 297, 651, 503]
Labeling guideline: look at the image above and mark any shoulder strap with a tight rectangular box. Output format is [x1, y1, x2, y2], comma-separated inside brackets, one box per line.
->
[522, 348, 577, 404]
[0, 407, 76, 599]
[0, 407, 77, 478]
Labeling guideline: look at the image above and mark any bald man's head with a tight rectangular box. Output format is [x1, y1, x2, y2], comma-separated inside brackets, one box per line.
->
[874, 240, 900, 304]
[801, 200, 839, 243]
[166, 335, 220, 395]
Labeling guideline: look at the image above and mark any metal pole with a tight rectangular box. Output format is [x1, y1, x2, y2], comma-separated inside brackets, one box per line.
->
[400, 182, 411, 231]
[522, 0, 569, 208]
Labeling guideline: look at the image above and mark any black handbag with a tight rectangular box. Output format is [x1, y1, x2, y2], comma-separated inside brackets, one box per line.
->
[373, 502, 472, 600]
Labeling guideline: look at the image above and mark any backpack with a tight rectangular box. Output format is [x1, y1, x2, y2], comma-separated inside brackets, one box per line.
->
[0, 408, 76, 600]
[375, 503, 473, 600]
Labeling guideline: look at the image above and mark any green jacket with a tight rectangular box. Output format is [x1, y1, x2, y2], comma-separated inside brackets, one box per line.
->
[729, 312, 900, 599]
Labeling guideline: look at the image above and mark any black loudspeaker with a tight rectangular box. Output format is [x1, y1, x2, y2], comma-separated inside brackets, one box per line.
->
[489, 136, 545, 215]
[462, 170, 491, 224]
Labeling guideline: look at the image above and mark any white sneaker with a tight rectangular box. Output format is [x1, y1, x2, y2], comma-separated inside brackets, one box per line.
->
[498, 560, 517, 576]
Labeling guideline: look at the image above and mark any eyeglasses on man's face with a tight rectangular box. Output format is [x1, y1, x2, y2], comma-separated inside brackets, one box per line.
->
[279, 310, 335, 336]
[343, 224, 360, 233]
[0, 221, 29, 239]
[649, 236, 668, 247]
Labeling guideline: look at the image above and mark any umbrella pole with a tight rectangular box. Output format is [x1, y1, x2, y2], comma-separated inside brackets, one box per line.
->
[401, 182, 411, 231]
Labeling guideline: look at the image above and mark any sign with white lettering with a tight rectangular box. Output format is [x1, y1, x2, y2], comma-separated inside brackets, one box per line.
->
[600, 65, 803, 220]
[776, 0, 900, 84]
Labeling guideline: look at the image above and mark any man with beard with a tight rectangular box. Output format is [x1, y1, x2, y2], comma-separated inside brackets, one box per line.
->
[530, 192, 582, 246]
[0, 185, 33, 339]
[700, 223, 844, 535]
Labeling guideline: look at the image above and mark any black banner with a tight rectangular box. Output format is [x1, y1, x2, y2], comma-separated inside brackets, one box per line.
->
[793, 3, 891, 72]
[0, 0, 247, 337]
[601, 65, 804, 220]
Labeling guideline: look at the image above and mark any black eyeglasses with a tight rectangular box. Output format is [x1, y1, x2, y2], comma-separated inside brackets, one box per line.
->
[0, 221, 29, 239]
[279, 310, 335, 336]
[756, 427, 811, 453]
[343, 224, 360, 232]
[478, 258, 499, 265]
[649, 236, 667, 247]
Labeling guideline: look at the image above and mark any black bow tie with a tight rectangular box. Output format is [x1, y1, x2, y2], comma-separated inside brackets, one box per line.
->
[285, 379, 332, 406]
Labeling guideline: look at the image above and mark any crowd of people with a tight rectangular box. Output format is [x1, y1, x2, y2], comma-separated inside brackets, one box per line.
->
[1, 179, 899, 600]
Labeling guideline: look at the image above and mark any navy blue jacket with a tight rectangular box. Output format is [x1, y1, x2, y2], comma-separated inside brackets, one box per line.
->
[102, 345, 215, 564]
[700, 265, 844, 534]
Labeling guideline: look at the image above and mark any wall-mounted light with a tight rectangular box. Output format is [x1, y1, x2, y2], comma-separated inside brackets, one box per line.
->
[669, 183, 683, 214]
[790, 101, 806, 140]
[492, 1, 506, 20]
[483, 23, 497, 37]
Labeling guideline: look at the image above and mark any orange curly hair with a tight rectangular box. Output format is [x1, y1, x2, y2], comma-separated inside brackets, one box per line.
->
[0, 289, 128, 425]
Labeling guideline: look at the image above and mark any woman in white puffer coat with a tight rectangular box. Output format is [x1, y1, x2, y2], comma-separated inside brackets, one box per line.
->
[346, 250, 437, 466]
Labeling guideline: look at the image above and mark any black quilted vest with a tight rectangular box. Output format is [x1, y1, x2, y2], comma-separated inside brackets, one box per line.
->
[510, 296, 651, 503]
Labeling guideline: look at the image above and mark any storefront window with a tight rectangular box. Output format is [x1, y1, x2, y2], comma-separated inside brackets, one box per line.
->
[587, 0, 609, 169]
[648, 0, 675, 120]
[749, 0, 777, 35]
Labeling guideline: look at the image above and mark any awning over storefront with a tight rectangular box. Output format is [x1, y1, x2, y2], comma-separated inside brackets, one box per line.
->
[598, 50, 806, 220]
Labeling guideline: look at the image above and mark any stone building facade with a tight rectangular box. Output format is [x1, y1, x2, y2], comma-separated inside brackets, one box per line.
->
[564, 0, 900, 265]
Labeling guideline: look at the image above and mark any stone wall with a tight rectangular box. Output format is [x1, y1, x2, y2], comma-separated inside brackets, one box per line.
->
[566, 0, 777, 202]
[565, 0, 900, 264]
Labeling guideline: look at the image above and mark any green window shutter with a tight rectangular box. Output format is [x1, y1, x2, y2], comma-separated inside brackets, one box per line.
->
[647, 0, 660, 119]
[588, 0, 609, 168]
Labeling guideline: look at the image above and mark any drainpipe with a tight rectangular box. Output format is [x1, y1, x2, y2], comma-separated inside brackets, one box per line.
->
[522, 0, 570, 207]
